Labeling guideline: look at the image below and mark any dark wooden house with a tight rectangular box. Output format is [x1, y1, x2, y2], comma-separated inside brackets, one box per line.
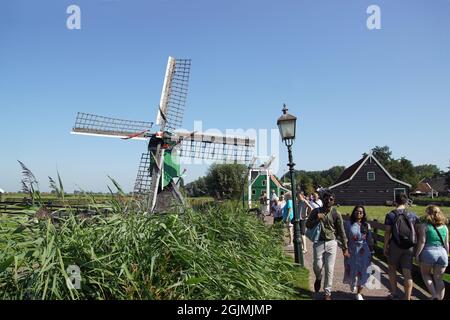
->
[329, 153, 411, 206]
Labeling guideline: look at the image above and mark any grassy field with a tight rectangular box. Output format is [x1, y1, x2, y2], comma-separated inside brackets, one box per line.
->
[0, 201, 310, 300]
[337, 205, 450, 221]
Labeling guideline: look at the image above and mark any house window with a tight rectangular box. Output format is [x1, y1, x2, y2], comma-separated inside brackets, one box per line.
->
[252, 189, 256, 195]
[367, 172, 376, 181]
[262, 180, 266, 186]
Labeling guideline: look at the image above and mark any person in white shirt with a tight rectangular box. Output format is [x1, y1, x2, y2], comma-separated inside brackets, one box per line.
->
[297, 191, 314, 254]
[310, 192, 323, 209]
[273, 195, 285, 223]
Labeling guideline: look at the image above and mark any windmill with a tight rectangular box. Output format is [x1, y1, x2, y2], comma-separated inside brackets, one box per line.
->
[71, 56, 255, 212]
[247, 155, 287, 212]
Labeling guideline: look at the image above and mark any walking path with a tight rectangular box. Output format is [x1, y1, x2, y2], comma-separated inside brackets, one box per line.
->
[263, 215, 430, 300]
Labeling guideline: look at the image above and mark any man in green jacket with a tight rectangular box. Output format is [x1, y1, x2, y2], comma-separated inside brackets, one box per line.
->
[306, 190, 349, 300]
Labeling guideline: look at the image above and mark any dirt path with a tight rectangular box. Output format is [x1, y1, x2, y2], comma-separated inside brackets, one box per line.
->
[263, 215, 430, 300]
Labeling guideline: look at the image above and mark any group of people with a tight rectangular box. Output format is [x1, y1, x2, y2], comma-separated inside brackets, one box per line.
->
[266, 189, 449, 300]
[267, 190, 323, 254]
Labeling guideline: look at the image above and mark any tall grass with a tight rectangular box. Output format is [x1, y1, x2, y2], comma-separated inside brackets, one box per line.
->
[0, 203, 303, 300]
[1, 163, 307, 299]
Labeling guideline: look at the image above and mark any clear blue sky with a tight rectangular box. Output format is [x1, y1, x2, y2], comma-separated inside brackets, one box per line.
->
[1, 0, 449, 193]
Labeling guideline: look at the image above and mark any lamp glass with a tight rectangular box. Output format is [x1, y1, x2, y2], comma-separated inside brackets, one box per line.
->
[277, 117, 296, 140]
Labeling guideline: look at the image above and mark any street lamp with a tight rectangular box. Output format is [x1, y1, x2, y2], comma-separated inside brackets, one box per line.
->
[277, 104, 303, 267]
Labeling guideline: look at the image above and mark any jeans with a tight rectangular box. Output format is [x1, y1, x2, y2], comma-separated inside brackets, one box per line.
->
[420, 245, 449, 267]
[313, 240, 338, 296]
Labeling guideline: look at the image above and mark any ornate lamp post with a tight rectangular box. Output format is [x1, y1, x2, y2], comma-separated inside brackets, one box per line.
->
[277, 104, 303, 267]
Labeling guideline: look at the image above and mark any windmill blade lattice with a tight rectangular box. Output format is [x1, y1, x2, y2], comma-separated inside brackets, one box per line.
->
[164, 59, 191, 132]
[133, 152, 152, 194]
[178, 133, 255, 164]
[72, 112, 153, 139]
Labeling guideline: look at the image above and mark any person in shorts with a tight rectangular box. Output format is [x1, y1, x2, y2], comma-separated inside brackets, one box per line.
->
[383, 193, 419, 300]
[415, 205, 449, 300]
[282, 192, 294, 247]
[296, 191, 313, 254]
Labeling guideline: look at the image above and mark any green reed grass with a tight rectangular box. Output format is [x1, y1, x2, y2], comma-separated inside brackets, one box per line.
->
[0, 203, 305, 300]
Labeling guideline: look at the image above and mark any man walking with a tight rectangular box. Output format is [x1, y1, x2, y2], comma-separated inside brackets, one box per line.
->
[306, 190, 349, 300]
[384, 193, 419, 300]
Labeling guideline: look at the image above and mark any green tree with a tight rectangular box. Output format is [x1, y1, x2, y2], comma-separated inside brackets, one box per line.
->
[387, 157, 418, 188]
[205, 163, 247, 200]
[446, 166, 450, 191]
[414, 164, 441, 181]
[371, 145, 393, 168]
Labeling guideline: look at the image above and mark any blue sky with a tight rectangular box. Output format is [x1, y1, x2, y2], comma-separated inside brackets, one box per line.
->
[1, 0, 449, 193]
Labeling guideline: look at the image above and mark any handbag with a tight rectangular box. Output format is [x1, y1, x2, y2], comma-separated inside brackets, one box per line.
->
[306, 221, 322, 243]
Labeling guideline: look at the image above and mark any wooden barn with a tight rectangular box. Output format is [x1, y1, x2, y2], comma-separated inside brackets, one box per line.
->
[329, 152, 411, 206]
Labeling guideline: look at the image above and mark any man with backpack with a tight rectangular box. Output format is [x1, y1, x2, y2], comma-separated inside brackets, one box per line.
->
[306, 190, 349, 300]
[383, 193, 420, 300]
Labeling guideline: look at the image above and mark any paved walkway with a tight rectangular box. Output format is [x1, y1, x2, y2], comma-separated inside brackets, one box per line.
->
[263, 215, 430, 300]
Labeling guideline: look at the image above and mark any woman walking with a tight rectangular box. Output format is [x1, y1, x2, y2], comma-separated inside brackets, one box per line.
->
[415, 205, 449, 300]
[343, 206, 374, 300]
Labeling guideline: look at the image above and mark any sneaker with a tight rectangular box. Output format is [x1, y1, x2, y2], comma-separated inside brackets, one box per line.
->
[387, 293, 399, 300]
[356, 293, 364, 300]
[314, 279, 321, 292]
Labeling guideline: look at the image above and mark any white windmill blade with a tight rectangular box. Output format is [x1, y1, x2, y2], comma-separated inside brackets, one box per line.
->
[262, 155, 276, 169]
[147, 147, 165, 212]
[174, 130, 255, 147]
[156, 56, 176, 130]
[175, 130, 255, 164]
[71, 112, 153, 140]
[248, 156, 258, 169]
[155, 57, 191, 132]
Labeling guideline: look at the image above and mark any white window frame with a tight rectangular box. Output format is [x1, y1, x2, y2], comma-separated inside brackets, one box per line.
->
[367, 171, 376, 181]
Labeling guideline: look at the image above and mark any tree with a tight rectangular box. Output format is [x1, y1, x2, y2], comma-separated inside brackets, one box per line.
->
[386, 157, 419, 189]
[446, 171, 450, 191]
[414, 164, 441, 181]
[446, 164, 450, 191]
[371, 146, 393, 168]
[204, 163, 247, 200]
[185, 176, 208, 197]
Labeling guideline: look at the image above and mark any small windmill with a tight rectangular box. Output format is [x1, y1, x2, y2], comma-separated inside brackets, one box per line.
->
[71, 56, 255, 212]
[247, 155, 287, 212]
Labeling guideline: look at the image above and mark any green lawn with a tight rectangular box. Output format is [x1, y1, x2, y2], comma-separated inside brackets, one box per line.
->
[337, 205, 450, 222]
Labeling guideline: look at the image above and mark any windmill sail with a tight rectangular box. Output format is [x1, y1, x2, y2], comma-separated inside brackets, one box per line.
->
[133, 152, 152, 194]
[156, 57, 191, 132]
[176, 131, 255, 164]
[72, 112, 153, 140]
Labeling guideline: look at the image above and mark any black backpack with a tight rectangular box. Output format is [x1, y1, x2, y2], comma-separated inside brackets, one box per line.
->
[391, 210, 417, 249]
